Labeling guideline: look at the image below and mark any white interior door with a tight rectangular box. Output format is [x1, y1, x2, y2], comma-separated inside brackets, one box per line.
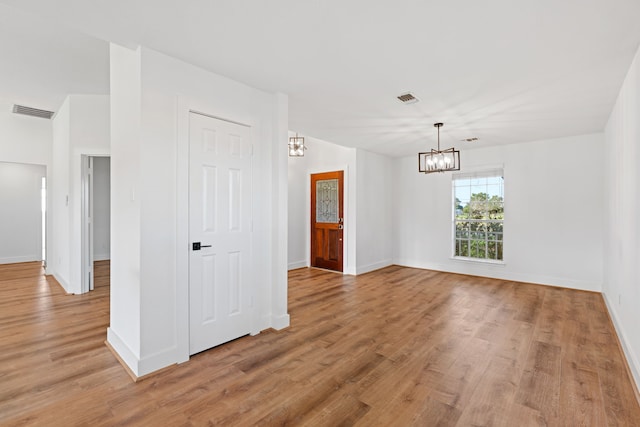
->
[189, 112, 253, 355]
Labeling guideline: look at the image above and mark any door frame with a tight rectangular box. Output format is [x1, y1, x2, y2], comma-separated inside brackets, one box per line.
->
[310, 170, 344, 272]
[305, 166, 352, 274]
[187, 110, 255, 355]
[176, 98, 265, 364]
[80, 155, 94, 293]
[80, 154, 110, 294]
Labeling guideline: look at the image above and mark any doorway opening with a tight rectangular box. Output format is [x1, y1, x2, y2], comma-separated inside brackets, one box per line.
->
[0, 162, 47, 266]
[81, 156, 110, 293]
[41, 176, 47, 267]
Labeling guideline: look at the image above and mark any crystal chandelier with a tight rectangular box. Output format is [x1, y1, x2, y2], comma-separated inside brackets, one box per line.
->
[418, 123, 460, 174]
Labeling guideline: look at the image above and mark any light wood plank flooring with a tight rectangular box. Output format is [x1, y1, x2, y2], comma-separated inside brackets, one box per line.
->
[1, 262, 639, 426]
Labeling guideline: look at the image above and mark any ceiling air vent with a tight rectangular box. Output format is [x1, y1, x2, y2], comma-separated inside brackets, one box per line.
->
[397, 92, 419, 104]
[12, 104, 55, 119]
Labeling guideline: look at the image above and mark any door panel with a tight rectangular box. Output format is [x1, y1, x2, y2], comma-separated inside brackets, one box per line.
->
[311, 171, 344, 272]
[189, 112, 253, 355]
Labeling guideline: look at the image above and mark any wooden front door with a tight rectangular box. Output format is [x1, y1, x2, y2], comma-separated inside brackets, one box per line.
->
[311, 171, 344, 272]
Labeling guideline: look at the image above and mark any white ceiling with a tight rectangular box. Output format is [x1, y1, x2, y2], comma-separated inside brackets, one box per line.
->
[1, 0, 639, 157]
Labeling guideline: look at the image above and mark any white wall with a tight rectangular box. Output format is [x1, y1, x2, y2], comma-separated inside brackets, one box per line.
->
[109, 44, 289, 377]
[109, 44, 142, 366]
[0, 110, 52, 165]
[355, 149, 393, 274]
[287, 134, 357, 273]
[93, 156, 110, 260]
[51, 98, 71, 288]
[393, 133, 604, 292]
[0, 162, 45, 263]
[51, 95, 110, 293]
[0, 109, 52, 269]
[604, 43, 640, 390]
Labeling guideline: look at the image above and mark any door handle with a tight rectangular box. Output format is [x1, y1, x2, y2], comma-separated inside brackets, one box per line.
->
[192, 242, 212, 251]
[338, 224, 344, 230]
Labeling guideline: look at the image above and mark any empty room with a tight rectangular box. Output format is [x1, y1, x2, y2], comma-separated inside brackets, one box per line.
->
[1, 1, 640, 425]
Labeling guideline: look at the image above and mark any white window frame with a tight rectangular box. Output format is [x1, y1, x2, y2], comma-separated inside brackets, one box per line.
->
[452, 168, 504, 264]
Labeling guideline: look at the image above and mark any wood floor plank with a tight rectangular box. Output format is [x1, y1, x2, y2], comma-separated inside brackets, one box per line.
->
[454, 355, 520, 426]
[559, 361, 606, 426]
[1, 262, 639, 426]
[515, 340, 562, 421]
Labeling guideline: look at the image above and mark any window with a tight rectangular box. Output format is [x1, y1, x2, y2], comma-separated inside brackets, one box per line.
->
[453, 169, 504, 261]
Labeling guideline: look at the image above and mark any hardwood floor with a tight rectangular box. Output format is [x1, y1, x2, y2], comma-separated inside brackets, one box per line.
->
[1, 263, 639, 426]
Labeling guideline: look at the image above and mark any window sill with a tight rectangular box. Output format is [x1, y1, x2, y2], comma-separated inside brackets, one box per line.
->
[450, 256, 506, 266]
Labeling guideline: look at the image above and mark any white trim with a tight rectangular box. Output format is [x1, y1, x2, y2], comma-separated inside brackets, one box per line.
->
[80, 155, 92, 294]
[271, 313, 290, 330]
[107, 331, 182, 378]
[175, 96, 190, 364]
[356, 259, 393, 275]
[394, 258, 602, 292]
[138, 346, 180, 377]
[602, 293, 640, 394]
[107, 327, 140, 375]
[288, 260, 307, 270]
[0, 255, 42, 264]
[189, 110, 251, 128]
[53, 272, 72, 294]
[451, 256, 505, 266]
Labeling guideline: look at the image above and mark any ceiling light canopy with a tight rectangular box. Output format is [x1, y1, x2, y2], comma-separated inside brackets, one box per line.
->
[418, 123, 460, 174]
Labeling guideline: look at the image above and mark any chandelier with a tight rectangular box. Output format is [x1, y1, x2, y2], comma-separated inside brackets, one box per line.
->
[418, 123, 460, 174]
[288, 133, 306, 157]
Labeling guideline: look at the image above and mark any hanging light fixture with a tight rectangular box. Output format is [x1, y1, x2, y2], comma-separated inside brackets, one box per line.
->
[418, 122, 460, 174]
[288, 133, 306, 157]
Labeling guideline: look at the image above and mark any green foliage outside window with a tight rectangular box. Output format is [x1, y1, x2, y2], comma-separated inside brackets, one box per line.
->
[454, 177, 504, 261]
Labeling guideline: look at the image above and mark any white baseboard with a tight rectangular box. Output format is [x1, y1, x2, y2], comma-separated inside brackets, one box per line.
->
[356, 259, 392, 275]
[271, 313, 290, 330]
[94, 253, 111, 261]
[288, 260, 307, 270]
[393, 258, 602, 292]
[107, 327, 140, 376]
[138, 346, 180, 377]
[602, 293, 640, 394]
[107, 327, 179, 378]
[0, 255, 41, 265]
[53, 273, 72, 294]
